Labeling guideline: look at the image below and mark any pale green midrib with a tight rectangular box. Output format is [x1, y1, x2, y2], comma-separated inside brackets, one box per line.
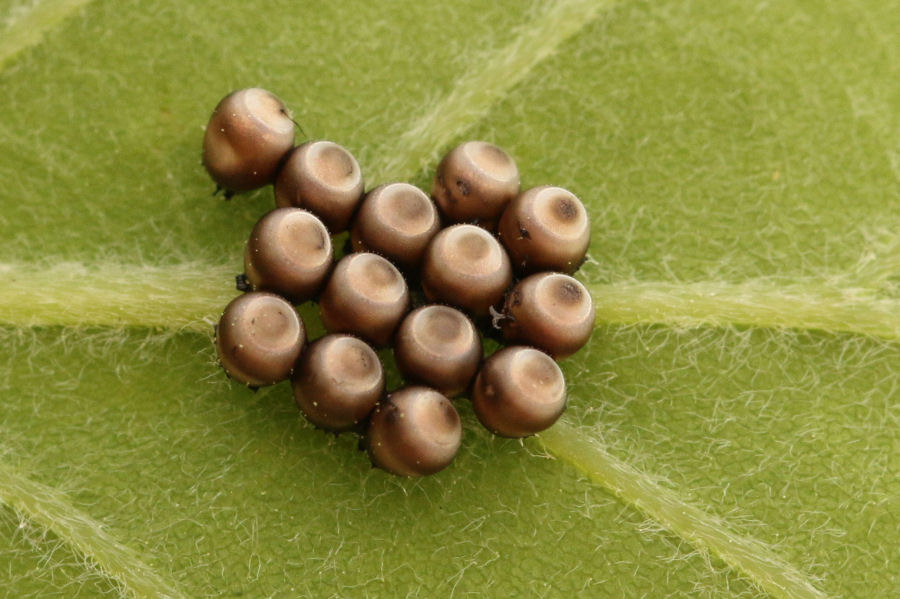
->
[0, 0, 95, 70]
[367, 0, 620, 183]
[537, 422, 828, 599]
[0, 262, 236, 333]
[0, 461, 185, 599]
[591, 280, 900, 340]
[4, 263, 900, 343]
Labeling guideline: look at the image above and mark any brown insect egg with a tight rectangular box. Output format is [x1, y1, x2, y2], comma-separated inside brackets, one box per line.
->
[202, 88, 295, 193]
[318, 253, 410, 347]
[215, 292, 306, 387]
[431, 141, 520, 230]
[420, 224, 512, 318]
[243, 208, 333, 303]
[366, 386, 462, 477]
[471, 346, 567, 438]
[393, 305, 482, 397]
[497, 186, 590, 275]
[274, 140, 365, 233]
[292, 334, 385, 432]
[350, 183, 441, 271]
[500, 272, 595, 359]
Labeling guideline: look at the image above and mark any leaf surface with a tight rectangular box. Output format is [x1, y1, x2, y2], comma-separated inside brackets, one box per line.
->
[1, 0, 898, 597]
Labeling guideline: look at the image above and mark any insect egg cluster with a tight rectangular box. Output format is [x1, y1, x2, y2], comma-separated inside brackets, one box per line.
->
[207, 88, 595, 477]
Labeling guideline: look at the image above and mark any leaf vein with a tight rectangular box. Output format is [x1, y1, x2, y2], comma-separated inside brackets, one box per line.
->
[367, 0, 620, 183]
[538, 422, 829, 599]
[0, 459, 185, 599]
[5, 264, 900, 343]
[0, 0, 96, 71]
[591, 280, 900, 340]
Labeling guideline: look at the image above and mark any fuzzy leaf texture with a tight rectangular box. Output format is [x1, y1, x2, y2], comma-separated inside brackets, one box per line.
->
[0, 0, 898, 597]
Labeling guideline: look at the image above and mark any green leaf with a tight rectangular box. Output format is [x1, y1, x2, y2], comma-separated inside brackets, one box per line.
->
[1, 0, 897, 597]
